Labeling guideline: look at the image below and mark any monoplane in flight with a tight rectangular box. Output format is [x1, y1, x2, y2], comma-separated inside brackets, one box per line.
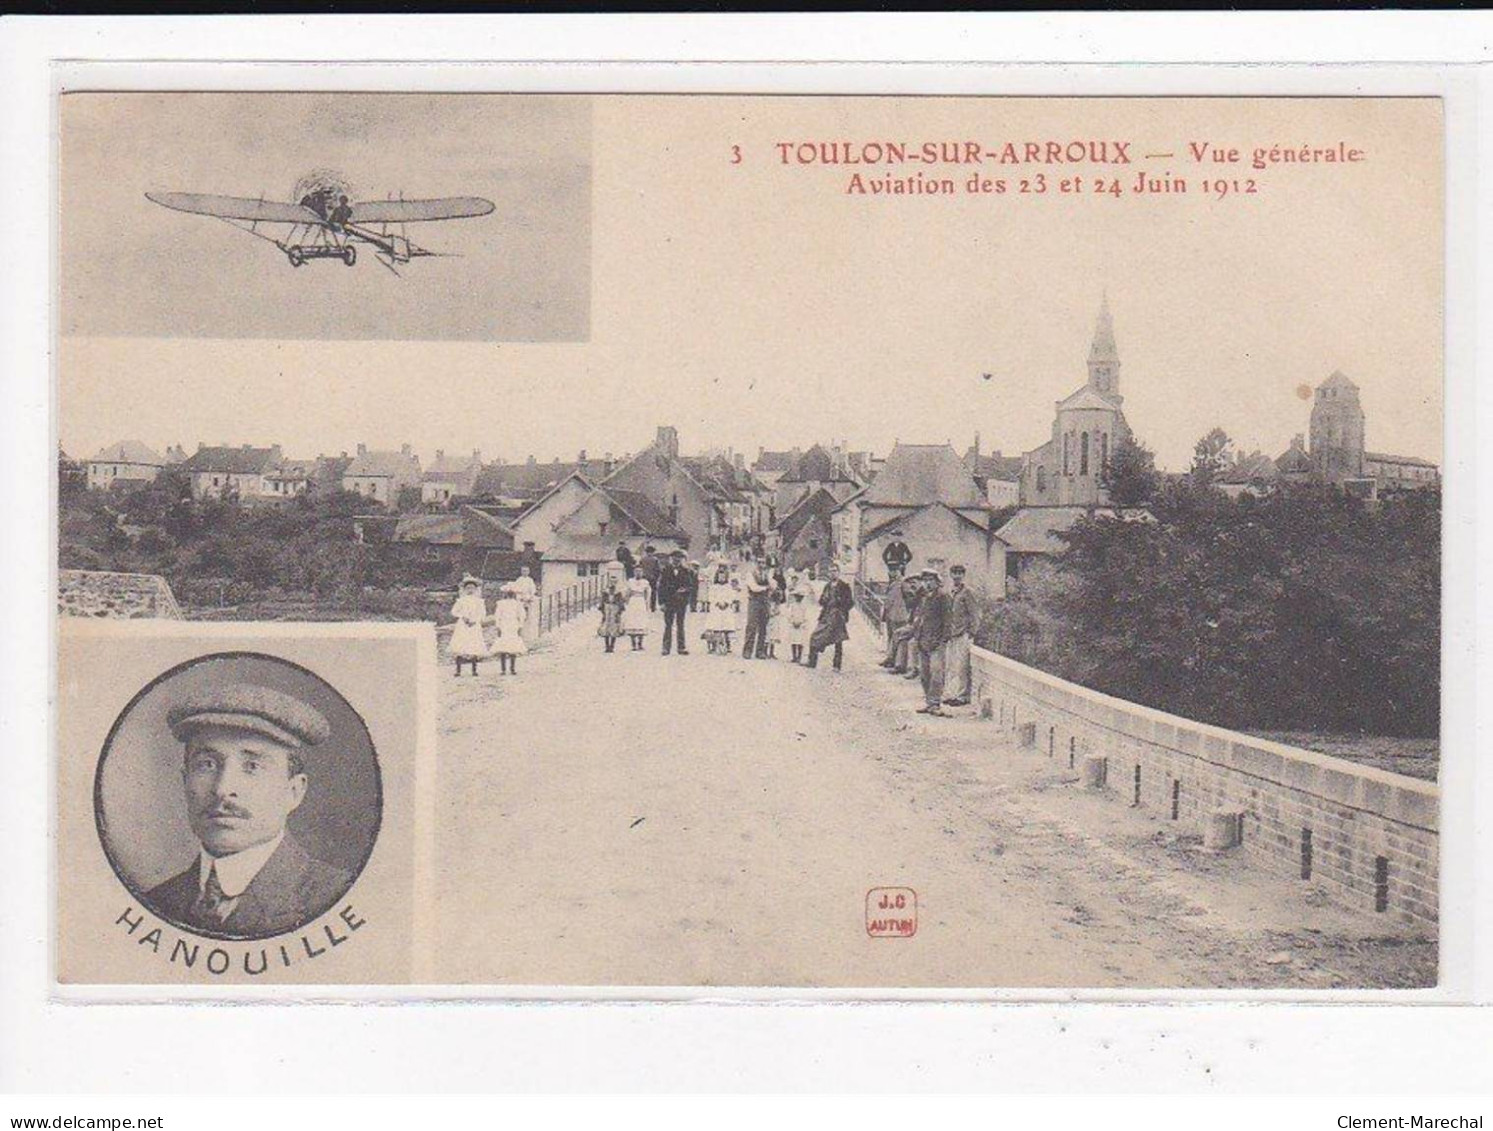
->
[146, 184, 495, 274]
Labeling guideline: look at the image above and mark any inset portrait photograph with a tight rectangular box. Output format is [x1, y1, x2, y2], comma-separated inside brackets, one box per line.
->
[94, 652, 382, 941]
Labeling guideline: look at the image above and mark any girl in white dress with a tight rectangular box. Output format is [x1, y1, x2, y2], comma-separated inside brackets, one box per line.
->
[784, 570, 813, 663]
[448, 575, 489, 677]
[703, 564, 736, 654]
[489, 584, 528, 675]
[622, 574, 652, 651]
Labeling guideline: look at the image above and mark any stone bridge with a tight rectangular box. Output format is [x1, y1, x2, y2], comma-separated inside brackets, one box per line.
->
[430, 600, 1437, 988]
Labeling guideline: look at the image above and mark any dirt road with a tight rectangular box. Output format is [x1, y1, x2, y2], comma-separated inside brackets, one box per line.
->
[432, 609, 1434, 989]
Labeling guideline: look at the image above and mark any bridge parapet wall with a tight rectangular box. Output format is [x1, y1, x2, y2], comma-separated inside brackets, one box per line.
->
[969, 645, 1438, 926]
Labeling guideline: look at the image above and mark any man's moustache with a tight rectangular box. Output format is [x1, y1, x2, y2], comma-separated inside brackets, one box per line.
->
[204, 802, 252, 819]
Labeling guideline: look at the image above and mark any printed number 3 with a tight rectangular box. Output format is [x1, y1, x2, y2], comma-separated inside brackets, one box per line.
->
[730, 145, 742, 165]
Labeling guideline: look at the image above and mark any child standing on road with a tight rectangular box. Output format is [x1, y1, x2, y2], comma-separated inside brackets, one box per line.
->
[704, 563, 735, 654]
[785, 571, 812, 663]
[490, 583, 528, 675]
[449, 575, 489, 677]
[598, 574, 625, 653]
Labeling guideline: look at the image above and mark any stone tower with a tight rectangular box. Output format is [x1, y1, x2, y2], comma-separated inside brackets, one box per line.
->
[1309, 370, 1366, 483]
[1087, 293, 1121, 401]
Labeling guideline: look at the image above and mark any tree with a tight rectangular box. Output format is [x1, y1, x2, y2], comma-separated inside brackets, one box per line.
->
[1101, 434, 1160, 506]
[1189, 427, 1234, 486]
[58, 450, 86, 500]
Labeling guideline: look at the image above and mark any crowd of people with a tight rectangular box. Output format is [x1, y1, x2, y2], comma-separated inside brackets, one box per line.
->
[446, 543, 981, 718]
[597, 543, 857, 669]
[876, 562, 978, 717]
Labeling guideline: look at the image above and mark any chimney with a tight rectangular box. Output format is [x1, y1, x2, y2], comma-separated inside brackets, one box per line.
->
[401, 443, 412, 457]
[357, 443, 368, 456]
[435, 449, 444, 462]
[578, 449, 587, 461]
[527, 454, 537, 466]
[473, 449, 481, 463]
[198, 442, 206, 452]
[655, 425, 679, 460]
[973, 431, 981, 456]
[271, 444, 282, 460]
[1291, 433, 1305, 451]
[734, 453, 745, 471]
[340, 450, 348, 459]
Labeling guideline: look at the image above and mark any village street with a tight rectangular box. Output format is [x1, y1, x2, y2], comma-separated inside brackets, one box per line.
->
[431, 609, 1435, 990]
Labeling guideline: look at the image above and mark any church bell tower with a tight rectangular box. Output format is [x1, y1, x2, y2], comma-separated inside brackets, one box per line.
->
[1087, 293, 1121, 401]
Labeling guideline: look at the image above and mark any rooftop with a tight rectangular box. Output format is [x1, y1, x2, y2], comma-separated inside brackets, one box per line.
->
[860, 443, 985, 508]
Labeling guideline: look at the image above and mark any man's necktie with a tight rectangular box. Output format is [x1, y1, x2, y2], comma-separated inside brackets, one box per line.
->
[191, 864, 230, 927]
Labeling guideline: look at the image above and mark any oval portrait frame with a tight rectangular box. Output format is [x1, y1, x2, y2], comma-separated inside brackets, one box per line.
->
[92, 650, 384, 942]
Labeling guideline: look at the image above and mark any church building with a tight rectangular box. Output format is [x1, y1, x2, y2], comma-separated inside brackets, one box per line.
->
[1018, 296, 1132, 508]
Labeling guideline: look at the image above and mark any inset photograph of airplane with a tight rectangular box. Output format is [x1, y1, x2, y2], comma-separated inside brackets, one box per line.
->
[148, 172, 495, 275]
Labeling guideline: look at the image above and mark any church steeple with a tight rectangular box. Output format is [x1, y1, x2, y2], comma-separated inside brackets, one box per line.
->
[1087, 293, 1120, 398]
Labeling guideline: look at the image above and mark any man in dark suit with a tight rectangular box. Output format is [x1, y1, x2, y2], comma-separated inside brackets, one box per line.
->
[656, 549, 693, 655]
[881, 533, 912, 576]
[145, 684, 351, 940]
[806, 562, 855, 671]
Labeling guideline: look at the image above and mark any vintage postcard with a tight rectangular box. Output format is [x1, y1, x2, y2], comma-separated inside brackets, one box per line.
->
[56, 92, 1442, 991]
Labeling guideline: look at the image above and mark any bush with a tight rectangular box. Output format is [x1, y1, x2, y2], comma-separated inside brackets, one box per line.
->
[978, 482, 1439, 738]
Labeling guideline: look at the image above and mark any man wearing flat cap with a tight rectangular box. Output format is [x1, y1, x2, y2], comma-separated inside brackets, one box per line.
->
[144, 683, 352, 939]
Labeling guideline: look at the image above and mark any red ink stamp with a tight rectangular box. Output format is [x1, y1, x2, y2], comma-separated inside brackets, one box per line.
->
[866, 887, 917, 938]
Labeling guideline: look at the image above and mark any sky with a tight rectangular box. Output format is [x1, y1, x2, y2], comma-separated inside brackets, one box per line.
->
[60, 95, 1443, 473]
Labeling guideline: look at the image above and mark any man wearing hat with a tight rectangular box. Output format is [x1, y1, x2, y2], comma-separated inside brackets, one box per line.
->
[878, 563, 913, 670]
[942, 564, 978, 708]
[656, 549, 694, 655]
[144, 684, 351, 939]
[914, 569, 951, 716]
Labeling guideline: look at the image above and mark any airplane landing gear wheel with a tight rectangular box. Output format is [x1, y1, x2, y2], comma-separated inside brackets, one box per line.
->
[287, 246, 305, 267]
[342, 246, 357, 267]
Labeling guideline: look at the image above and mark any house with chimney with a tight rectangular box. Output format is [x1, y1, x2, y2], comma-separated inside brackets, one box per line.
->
[263, 458, 317, 499]
[771, 443, 864, 518]
[421, 449, 484, 506]
[180, 443, 284, 501]
[507, 472, 598, 554]
[86, 440, 177, 491]
[600, 426, 717, 553]
[751, 447, 801, 490]
[472, 450, 619, 505]
[837, 441, 1007, 594]
[387, 506, 517, 583]
[963, 434, 1023, 509]
[773, 487, 839, 573]
[680, 451, 775, 544]
[342, 443, 423, 506]
[541, 481, 688, 586]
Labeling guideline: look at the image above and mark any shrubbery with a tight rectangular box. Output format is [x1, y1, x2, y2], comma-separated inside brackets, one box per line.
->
[58, 483, 451, 614]
[973, 480, 1439, 738]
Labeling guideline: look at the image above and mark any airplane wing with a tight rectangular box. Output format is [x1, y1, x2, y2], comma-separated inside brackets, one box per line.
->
[348, 197, 495, 223]
[146, 192, 321, 224]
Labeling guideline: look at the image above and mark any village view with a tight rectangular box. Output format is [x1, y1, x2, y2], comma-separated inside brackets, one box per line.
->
[60, 301, 1440, 782]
